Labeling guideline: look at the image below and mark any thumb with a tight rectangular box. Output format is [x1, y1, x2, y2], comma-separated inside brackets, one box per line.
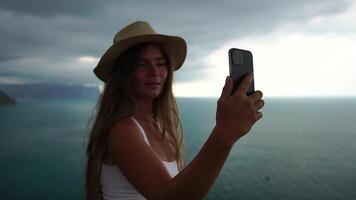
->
[219, 76, 232, 101]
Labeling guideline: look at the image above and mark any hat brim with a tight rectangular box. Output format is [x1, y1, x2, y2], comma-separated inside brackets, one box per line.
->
[94, 34, 187, 82]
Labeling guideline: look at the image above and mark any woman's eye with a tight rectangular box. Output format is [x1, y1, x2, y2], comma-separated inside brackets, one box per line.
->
[158, 62, 166, 67]
[138, 62, 147, 67]
[157, 60, 167, 67]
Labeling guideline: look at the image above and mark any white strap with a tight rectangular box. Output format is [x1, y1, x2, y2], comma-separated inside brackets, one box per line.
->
[130, 117, 150, 145]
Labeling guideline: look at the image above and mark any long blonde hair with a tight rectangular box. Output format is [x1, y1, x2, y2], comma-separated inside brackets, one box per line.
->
[85, 43, 185, 200]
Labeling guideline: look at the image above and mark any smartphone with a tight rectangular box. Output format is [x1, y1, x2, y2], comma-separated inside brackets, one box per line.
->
[228, 48, 255, 95]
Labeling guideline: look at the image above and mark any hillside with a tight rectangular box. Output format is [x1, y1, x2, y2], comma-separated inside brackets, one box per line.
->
[0, 83, 100, 100]
[0, 90, 16, 105]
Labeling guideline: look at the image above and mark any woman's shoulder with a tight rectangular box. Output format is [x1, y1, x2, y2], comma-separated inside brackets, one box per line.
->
[110, 116, 137, 134]
[106, 116, 149, 166]
[107, 116, 145, 153]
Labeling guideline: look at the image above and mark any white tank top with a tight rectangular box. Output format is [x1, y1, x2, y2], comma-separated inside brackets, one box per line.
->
[101, 117, 179, 200]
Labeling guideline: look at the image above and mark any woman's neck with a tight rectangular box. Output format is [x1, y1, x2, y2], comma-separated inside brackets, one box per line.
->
[133, 98, 155, 121]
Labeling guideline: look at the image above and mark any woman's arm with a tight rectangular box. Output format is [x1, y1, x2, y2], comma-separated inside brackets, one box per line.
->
[108, 74, 264, 199]
[158, 74, 264, 199]
[157, 124, 234, 200]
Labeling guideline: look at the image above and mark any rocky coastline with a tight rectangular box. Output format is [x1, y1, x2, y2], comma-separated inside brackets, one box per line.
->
[0, 90, 16, 106]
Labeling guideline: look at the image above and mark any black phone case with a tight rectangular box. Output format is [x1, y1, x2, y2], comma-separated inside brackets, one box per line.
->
[228, 48, 255, 95]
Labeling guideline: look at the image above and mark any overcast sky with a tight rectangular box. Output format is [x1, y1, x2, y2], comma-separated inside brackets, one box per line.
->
[1, 0, 355, 97]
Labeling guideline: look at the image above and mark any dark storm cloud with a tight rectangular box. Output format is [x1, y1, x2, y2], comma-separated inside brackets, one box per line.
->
[0, 0, 352, 84]
[0, 0, 100, 17]
[122, 0, 350, 82]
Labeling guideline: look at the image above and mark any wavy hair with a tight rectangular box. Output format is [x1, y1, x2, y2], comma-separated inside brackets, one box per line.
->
[85, 43, 185, 200]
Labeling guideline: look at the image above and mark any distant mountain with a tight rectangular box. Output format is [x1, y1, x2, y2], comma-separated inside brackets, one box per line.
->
[0, 90, 16, 105]
[0, 83, 101, 100]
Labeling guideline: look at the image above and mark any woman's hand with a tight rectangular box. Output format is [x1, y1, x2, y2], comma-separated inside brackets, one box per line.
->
[216, 74, 264, 145]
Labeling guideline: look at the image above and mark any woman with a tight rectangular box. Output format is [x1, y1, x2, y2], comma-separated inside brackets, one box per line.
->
[86, 21, 264, 200]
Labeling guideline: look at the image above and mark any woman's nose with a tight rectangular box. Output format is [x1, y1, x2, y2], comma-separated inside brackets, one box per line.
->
[148, 63, 160, 74]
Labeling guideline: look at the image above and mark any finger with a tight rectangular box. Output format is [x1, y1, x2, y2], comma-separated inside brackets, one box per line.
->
[255, 111, 263, 121]
[219, 76, 233, 101]
[255, 99, 265, 110]
[250, 90, 263, 102]
[236, 73, 253, 96]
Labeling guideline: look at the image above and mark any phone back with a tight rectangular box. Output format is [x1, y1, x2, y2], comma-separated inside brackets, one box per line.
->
[228, 48, 255, 95]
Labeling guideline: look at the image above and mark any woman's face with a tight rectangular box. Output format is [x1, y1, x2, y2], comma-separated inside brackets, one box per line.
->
[132, 44, 168, 100]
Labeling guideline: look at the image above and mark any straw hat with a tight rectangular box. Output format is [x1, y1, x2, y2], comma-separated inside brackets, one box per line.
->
[93, 21, 187, 82]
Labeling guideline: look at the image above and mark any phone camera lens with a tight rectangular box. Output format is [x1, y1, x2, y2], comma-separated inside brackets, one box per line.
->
[233, 50, 243, 65]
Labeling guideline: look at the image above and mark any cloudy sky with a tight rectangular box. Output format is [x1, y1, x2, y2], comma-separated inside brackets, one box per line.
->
[1, 0, 355, 97]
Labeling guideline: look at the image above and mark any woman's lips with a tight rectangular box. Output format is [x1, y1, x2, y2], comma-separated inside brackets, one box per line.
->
[144, 82, 161, 88]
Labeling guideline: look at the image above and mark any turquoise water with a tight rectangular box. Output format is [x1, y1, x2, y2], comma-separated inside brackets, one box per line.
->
[0, 97, 355, 199]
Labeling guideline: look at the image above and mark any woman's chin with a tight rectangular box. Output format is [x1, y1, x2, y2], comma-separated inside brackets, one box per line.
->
[150, 92, 162, 98]
[141, 91, 162, 99]
[147, 88, 163, 97]
[135, 87, 163, 99]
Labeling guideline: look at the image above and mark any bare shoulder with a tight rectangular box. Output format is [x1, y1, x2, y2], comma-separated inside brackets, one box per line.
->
[107, 117, 155, 166]
[106, 117, 172, 198]
[110, 117, 136, 134]
[108, 117, 142, 145]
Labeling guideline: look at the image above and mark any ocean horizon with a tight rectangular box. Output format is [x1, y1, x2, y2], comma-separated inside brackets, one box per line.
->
[0, 97, 355, 199]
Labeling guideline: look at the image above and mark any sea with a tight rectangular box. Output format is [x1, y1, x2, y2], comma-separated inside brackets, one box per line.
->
[0, 97, 355, 200]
